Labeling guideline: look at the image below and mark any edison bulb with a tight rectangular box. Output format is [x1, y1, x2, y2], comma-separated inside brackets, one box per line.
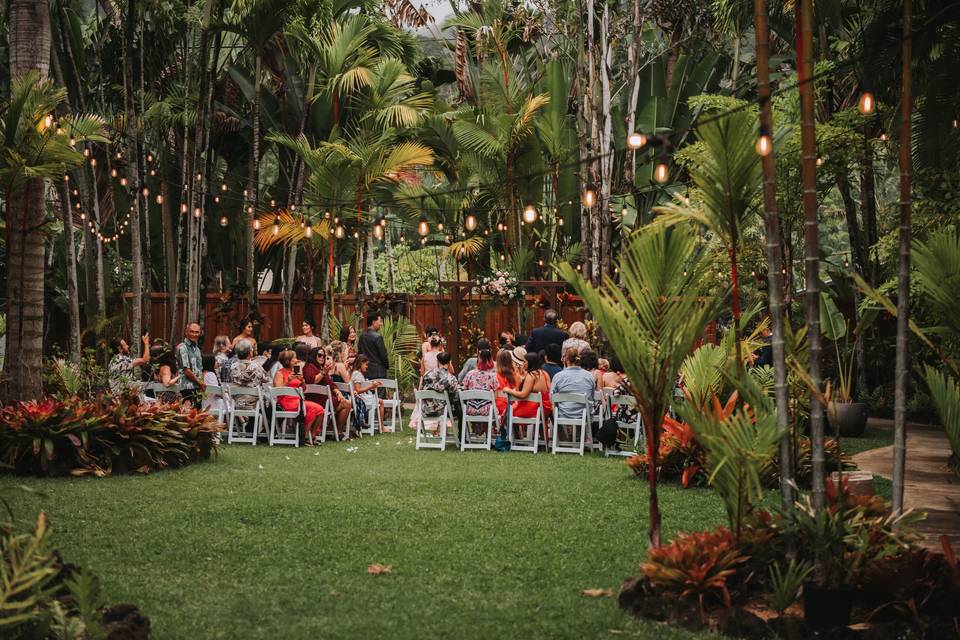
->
[522, 202, 538, 224]
[627, 132, 647, 149]
[654, 161, 669, 183]
[857, 92, 875, 115]
[756, 134, 772, 157]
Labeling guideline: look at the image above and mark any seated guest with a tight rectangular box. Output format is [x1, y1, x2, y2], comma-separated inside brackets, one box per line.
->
[200, 354, 224, 415]
[151, 345, 182, 404]
[212, 334, 231, 370]
[350, 355, 384, 430]
[562, 321, 591, 354]
[602, 356, 628, 389]
[252, 341, 272, 368]
[229, 339, 270, 408]
[525, 309, 568, 354]
[263, 342, 284, 380]
[579, 349, 605, 390]
[296, 319, 321, 349]
[108, 333, 151, 394]
[328, 341, 351, 383]
[494, 348, 517, 418]
[542, 343, 563, 380]
[421, 352, 460, 419]
[458, 338, 491, 382]
[503, 351, 552, 435]
[273, 349, 324, 443]
[498, 331, 515, 350]
[303, 347, 352, 438]
[461, 346, 498, 420]
[420, 332, 445, 378]
[339, 325, 358, 364]
[550, 347, 596, 420]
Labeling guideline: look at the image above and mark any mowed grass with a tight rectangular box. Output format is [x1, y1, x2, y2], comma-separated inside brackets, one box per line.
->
[4, 433, 728, 640]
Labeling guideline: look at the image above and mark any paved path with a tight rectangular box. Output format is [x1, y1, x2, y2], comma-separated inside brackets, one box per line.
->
[853, 420, 960, 551]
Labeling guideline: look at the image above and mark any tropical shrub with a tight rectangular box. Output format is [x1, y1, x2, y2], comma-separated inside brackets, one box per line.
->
[640, 526, 748, 614]
[0, 392, 220, 477]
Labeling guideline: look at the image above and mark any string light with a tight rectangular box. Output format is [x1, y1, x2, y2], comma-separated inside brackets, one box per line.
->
[290, 204, 296, 211]
[857, 91, 875, 115]
[756, 125, 773, 157]
[305, 220, 313, 238]
[111, 168, 118, 178]
[620, 204, 628, 218]
[69, 137, 76, 147]
[335, 224, 345, 239]
[581, 183, 598, 208]
[180, 203, 188, 214]
[522, 201, 538, 224]
[437, 222, 444, 231]
[43, 114, 54, 129]
[420, 237, 427, 245]
[879, 132, 888, 142]
[654, 156, 670, 183]
[149, 169, 155, 176]
[214, 195, 220, 203]
[220, 214, 229, 227]
[816, 157, 824, 167]
[399, 233, 405, 243]
[193, 207, 201, 219]
[352, 230, 359, 239]
[253, 218, 261, 230]
[146, 153, 154, 163]
[465, 212, 477, 231]
[83, 148, 90, 158]
[627, 132, 647, 149]
[558, 217, 564, 226]
[80, 213, 86, 221]
[156, 195, 163, 205]
[324, 210, 330, 219]
[270, 198, 276, 207]
[141, 187, 149, 197]
[417, 216, 430, 237]
[195, 172, 202, 181]
[221, 183, 228, 191]
[373, 224, 383, 240]
[120, 177, 128, 187]
[115, 152, 123, 160]
[273, 215, 280, 235]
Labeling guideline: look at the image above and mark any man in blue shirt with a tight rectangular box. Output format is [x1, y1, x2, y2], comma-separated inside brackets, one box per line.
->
[550, 347, 596, 419]
[542, 342, 563, 380]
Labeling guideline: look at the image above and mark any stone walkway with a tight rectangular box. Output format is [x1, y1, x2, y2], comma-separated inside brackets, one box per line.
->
[853, 419, 960, 551]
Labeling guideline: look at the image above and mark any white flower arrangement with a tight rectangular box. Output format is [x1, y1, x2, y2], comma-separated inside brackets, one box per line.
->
[475, 270, 523, 301]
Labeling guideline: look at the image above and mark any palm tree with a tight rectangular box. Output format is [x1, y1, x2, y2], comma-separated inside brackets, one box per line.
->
[653, 109, 763, 370]
[558, 226, 721, 547]
[220, 0, 292, 320]
[0, 73, 107, 400]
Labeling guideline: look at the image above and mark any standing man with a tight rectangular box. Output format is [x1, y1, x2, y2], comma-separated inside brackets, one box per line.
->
[177, 322, 205, 404]
[525, 309, 568, 353]
[358, 312, 389, 380]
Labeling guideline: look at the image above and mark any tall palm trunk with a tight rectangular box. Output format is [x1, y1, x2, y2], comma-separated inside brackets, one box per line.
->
[892, 0, 912, 516]
[57, 180, 82, 360]
[245, 54, 262, 321]
[124, 0, 144, 343]
[2, 0, 51, 402]
[798, 0, 825, 511]
[861, 128, 878, 286]
[281, 245, 297, 336]
[754, 0, 794, 510]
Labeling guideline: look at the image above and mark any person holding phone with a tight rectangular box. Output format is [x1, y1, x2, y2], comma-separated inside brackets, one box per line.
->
[273, 349, 324, 443]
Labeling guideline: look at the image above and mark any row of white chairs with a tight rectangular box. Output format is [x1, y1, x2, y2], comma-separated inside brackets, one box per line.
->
[413, 388, 645, 456]
[137, 379, 403, 446]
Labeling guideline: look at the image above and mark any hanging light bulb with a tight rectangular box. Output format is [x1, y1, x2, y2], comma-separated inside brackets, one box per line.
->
[437, 222, 444, 231]
[581, 183, 598, 208]
[399, 233, 405, 243]
[146, 153, 154, 163]
[305, 220, 313, 238]
[558, 217, 564, 226]
[72, 189, 78, 196]
[620, 204, 628, 218]
[141, 187, 149, 197]
[214, 195, 220, 203]
[221, 183, 228, 192]
[420, 237, 427, 245]
[246, 206, 253, 214]
[74, 202, 81, 209]
[953, 119, 959, 129]
[193, 207, 202, 219]
[290, 204, 296, 211]
[270, 198, 276, 207]
[333, 215, 339, 224]
[253, 217, 261, 230]
[352, 230, 359, 239]
[335, 224, 345, 239]
[323, 210, 331, 219]
[243, 189, 249, 198]
[857, 91, 875, 115]
[180, 203, 188, 214]
[523, 201, 538, 224]
[654, 156, 670, 183]
[756, 127, 773, 156]
[627, 132, 647, 149]
[220, 214, 229, 227]
[374, 224, 383, 240]
[379, 216, 387, 227]
[272, 216, 281, 235]
[80, 212, 86, 221]
[816, 157, 824, 167]
[111, 168, 118, 178]
[879, 132, 888, 142]
[195, 172, 202, 181]
[444, 234, 451, 243]
[83, 148, 90, 158]
[42, 114, 54, 130]
[499, 253, 505, 261]
[149, 169, 156, 176]
[69, 137, 76, 147]
[156, 194, 164, 205]
[116, 152, 123, 161]
[417, 216, 430, 237]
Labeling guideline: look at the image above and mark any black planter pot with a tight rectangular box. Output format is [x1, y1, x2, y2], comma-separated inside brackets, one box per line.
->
[803, 581, 854, 630]
[828, 401, 868, 437]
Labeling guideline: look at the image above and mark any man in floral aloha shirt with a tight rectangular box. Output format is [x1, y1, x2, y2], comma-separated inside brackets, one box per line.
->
[421, 352, 460, 419]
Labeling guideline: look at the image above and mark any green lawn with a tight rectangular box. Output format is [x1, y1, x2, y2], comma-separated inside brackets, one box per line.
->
[5, 434, 728, 640]
[840, 424, 895, 457]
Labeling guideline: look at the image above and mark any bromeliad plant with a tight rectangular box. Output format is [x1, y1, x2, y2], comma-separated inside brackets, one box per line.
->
[0, 392, 220, 477]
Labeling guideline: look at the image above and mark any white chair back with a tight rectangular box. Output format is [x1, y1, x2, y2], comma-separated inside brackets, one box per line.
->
[414, 389, 454, 451]
[606, 393, 644, 457]
[458, 389, 496, 451]
[305, 384, 338, 443]
[226, 384, 265, 445]
[268, 386, 302, 446]
[202, 384, 228, 424]
[373, 379, 402, 433]
[506, 392, 545, 453]
[551, 392, 590, 455]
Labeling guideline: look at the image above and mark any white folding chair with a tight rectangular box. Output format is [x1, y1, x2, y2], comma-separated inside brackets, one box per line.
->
[226, 385, 265, 445]
[202, 384, 228, 423]
[605, 393, 644, 457]
[414, 390, 456, 450]
[334, 382, 356, 436]
[507, 392, 546, 453]
[458, 390, 496, 451]
[551, 392, 590, 455]
[305, 384, 338, 443]
[374, 379, 402, 433]
[140, 381, 183, 404]
[344, 380, 378, 436]
[269, 386, 302, 447]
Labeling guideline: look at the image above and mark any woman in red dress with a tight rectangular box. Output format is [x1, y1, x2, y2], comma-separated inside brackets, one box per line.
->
[272, 349, 324, 443]
[494, 348, 517, 419]
[503, 350, 552, 440]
